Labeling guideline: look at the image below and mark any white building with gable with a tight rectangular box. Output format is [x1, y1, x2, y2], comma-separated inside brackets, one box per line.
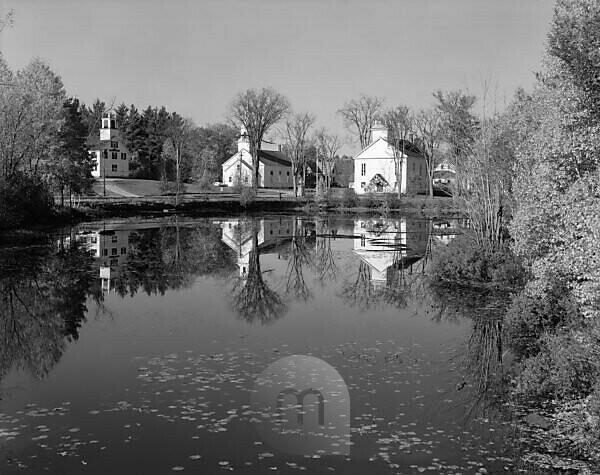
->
[353, 122, 428, 195]
[221, 128, 292, 188]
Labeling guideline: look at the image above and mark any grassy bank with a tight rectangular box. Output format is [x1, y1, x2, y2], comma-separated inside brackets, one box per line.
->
[0, 191, 462, 236]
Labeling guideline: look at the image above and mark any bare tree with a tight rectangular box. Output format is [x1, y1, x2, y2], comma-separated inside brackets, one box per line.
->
[163, 115, 195, 206]
[282, 112, 315, 197]
[229, 88, 290, 190]
[382, 106, 414, 197]
[338, 94, 384, 149]
[414, 109, 442, 198]
[315, 128, 341, 192]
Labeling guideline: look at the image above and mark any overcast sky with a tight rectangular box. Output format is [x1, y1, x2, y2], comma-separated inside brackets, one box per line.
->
[1, 0, 555, 152]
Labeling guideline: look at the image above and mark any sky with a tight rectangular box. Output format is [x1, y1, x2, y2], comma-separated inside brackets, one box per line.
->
[1, 0, 555, 153]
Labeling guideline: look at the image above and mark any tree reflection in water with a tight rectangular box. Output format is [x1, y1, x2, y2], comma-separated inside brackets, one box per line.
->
[341, 260, 378, 310]
[313, 218, 338, 285]
[427, 285, 511, 422]
[285, 218, 313, 302]
[230, 220, 287, 325]
[0, 238, 101, 381]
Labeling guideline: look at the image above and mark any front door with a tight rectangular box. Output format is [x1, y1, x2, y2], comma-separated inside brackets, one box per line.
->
[376, 184, 383, 192]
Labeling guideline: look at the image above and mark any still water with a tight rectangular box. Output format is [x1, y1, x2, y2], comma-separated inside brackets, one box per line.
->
[0, 215, 515, 474]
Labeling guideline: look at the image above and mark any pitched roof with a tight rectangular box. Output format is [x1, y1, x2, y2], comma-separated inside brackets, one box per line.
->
[355, 137, 425, 160]
[258, 149, 291, 167]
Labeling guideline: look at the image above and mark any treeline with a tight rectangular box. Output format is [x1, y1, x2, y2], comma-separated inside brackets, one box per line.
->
[81, 100, 239, 184]
[431, 0, 600, 467]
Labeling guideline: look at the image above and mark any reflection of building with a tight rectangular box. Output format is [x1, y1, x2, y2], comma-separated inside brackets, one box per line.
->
[353, 122, 428, 195]
[89, 113, 133, 178]
[221, 128, 292, 188]
[353, 218, 429, 288]
[68, 226, 134, 292]
[432, 219, 459, 244]
[220, 218, 294, 277]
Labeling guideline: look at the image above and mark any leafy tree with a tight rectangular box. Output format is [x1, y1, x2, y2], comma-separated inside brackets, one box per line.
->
[433, 90, 478, 165]
[0, 56, 66, 179]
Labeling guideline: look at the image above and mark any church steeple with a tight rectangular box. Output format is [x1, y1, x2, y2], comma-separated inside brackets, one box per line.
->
[237, 126, 249, 152]
[100, 112, 118, 141]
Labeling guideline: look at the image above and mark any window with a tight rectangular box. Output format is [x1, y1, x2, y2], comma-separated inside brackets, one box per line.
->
[244, 176, 248, 183]
[228, 176, 232, 182]
[120, 247, 127, 255]
[103, 249, 108, 256]
[270, 170, 273, 176]
[111, 141, 118, 148]
[111, 235, 118, 243]
[92, 163, 97, 171]
[91, 237, 97, 244]
[361, 163, 366, 176]
[111, 164, 118, 172]
[111, 152, 117, 160]
[278, 170, 281, 175]
[360, 182, 366, 188]
[121, 153, 126, 160]
[287, 171, 290, 176]
[103, 150, 108, 159]
[111, 248, 117, 256]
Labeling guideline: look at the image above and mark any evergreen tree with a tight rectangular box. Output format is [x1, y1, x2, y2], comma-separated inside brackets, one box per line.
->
[50, 98, 94, 205]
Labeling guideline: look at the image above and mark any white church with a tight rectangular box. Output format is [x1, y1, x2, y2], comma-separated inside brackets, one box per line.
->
[353, 122, 428, 195]
[221, 128, 292, 188]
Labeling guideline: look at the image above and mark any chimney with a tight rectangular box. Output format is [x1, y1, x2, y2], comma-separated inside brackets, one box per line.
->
[370, 121, 387, 143]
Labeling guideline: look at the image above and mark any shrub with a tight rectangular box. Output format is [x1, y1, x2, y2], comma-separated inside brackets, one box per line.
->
[0, 173, 54, 229]
[383, 193, 402, 210]
[361, 193, 380, 209]
[340, 188, 357, 208]
[505, 278, 581, 358]
[431, 233, 525, 287]
[515, 332, 599, 400]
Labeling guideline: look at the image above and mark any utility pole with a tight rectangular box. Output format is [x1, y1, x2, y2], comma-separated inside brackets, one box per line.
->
[103, 150, 106, 197]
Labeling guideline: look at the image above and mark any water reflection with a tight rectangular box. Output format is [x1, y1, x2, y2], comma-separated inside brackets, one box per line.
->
[226, 218, 289, 324]
[0, 240, 100, 380]
[342, 217, 432, 310]
[0, 215, 520, 472]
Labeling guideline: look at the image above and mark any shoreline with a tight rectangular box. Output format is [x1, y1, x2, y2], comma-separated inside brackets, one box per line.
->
[0, 194, 462, 240]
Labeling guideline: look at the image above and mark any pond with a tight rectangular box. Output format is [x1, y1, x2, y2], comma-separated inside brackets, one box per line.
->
[0, 214, 517, 474]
